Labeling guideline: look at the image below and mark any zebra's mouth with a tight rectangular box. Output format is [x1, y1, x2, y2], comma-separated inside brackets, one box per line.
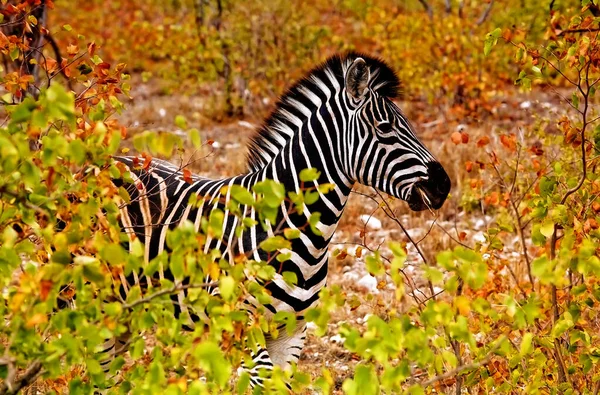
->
[406, 161, 451, 212]
[407, 185, 433, 212]
[407, 181, 449, 212]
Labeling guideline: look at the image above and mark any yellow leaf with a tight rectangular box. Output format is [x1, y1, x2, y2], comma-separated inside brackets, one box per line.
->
[26, 313, 48, 328]
[208, 261, 220, 281]
[454, 295, 471, 316]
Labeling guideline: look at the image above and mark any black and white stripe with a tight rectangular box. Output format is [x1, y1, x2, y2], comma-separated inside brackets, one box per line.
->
[102, 52, 450, 388]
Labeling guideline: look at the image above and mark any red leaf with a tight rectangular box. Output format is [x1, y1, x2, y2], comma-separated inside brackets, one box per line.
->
[182, 168, 193, 183]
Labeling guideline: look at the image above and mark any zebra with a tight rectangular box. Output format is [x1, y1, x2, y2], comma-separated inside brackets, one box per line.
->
[105, 52, 451, 389]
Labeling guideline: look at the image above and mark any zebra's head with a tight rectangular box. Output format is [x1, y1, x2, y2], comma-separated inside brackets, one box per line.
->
[343, 55, 450, 211]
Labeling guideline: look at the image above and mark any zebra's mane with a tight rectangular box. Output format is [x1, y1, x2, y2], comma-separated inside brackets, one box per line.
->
[245, 52, 401, 171]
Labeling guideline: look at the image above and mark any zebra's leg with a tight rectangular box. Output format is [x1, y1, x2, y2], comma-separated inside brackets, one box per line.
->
[244, 319, 306, 391]
[96, 330, 131, 386]
[246, 346, 275, 389]
[265, 319, 307, 371]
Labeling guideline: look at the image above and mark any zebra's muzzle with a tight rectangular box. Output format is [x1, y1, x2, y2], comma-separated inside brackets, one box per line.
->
[407, 162, 451, 211]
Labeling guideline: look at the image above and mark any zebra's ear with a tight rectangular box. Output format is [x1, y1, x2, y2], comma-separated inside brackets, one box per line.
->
[345, 57, 370, 100]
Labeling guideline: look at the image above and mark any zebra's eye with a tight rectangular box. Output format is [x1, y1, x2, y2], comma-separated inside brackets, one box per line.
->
[376, 121, 393, 133]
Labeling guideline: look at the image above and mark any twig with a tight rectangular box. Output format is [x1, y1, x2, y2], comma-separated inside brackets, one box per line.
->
[476, 0, 495, 25]
[418, 0, 433, 20]
[0, 360, 44, 395]
[558, 27, 600, 36]
[121, 281, 217, 310]
[374, 189, 440, 300]
[420, 337, 505, 388]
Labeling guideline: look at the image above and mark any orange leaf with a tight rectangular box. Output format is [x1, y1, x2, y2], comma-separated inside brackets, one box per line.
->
[465, 161, 473, 172]
[26, 313, 48, 328]
[141, 153, 152, 170]
[477, 136, 490, 147]
[451, 132, 462, 145]
[500, 134, 517, 151]
[40, 279, 53, 302]
[66, 44, 79, 57]
[584, 218, 599, 233]
[87, 42, 96, 56]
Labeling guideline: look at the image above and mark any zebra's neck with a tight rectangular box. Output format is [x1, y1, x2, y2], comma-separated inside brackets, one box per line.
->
[257, 79, 355, 232]
[247, 56, 357, 174]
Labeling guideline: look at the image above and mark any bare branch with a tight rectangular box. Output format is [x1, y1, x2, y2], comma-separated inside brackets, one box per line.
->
[121, 281, 217, 310]
[418, 0, 433, 19]
[0, 360, 44, 395]
[558, 27, 600, 35]
[477, 0, 495, 25]
[420, 337, 505, 388]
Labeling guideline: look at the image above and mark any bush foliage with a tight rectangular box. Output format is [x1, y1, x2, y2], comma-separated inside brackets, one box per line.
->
[1, 0, 600, 394]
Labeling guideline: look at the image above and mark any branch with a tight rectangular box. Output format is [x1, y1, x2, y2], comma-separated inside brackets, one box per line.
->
[586, 2, 600, 17]
[121, 281, 217, 310]
[420, 337, 505, 388]
[0, 360, 44, 395]
[418, 0, 433, 20]
[374, 189, 440, 300]
[477, 0, 495, 25]
[558, 27, 600, 36]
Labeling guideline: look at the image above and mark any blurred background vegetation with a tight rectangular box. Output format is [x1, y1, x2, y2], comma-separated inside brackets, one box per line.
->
[46, 0, 555, 119]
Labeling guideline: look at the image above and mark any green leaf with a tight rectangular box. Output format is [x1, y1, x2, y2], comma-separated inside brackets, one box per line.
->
[253, 180, 286, 209]
[572, 92, 580, 109]
[308, 212, 322, 236]
[174, 114, 187, 129]
[282, 271, 297, 286]
[9, 47, 19, 61]
[299, 168, 321, 182]
[189, 128, 202, 148]
[273, 311, 297, 336]
[170, 254, 184, 280]
[540, 220, 555, 238]
[520, 333, 534, 356]
[194, 342, 232, 388]
[219, 276, 236, 301]
[366, 252, 384, 276]
[260, 236, 291, 252]
[208, 209, 224, 238]
[86, 358, 102, 375]
[283, 228, 301, 239]
[483, 28, 502, 56]
[230, 185, 255, 206]
[342, 364, 379, 395]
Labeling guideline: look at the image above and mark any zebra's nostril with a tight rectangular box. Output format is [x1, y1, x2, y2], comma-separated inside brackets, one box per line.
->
[425, 162, 451, 196]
